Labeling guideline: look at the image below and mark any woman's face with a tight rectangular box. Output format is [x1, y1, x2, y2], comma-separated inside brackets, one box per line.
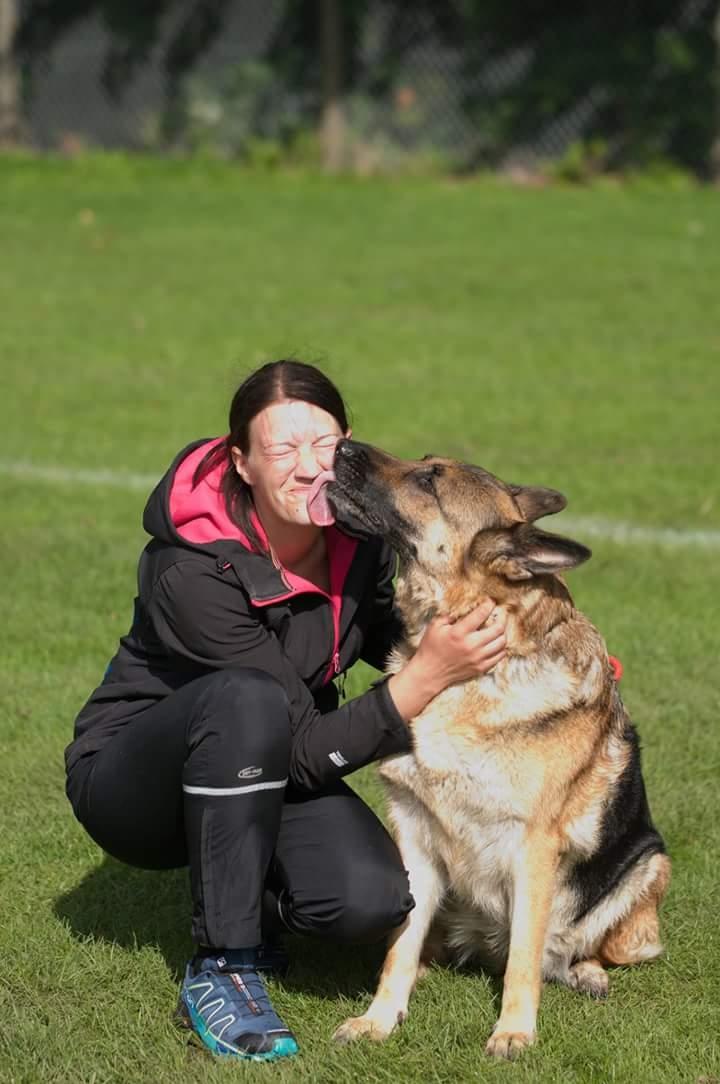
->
[232, 399, 349, 529]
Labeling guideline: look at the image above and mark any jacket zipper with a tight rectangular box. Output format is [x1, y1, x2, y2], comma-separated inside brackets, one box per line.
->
[323, 598, 343, 685]
[266, 545, 342, 685]
[232, 534, 356, 688]
[243, 570, 342, 687]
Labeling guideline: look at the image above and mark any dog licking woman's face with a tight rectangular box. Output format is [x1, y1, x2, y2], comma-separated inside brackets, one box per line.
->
[231, 399, 349, 532]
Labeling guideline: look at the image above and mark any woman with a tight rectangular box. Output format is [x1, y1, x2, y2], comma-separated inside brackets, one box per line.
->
[65, 359, 507, 1062]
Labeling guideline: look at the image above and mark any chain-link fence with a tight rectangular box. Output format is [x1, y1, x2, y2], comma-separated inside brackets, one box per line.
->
[5, 0, 720, 175]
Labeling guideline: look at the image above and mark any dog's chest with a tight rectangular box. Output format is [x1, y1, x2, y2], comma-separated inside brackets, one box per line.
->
[380, 661, 573, 816]
[380, 708, 536, 827]
[379, 700, 541, 897]
[380, 651, 598, 900]
[382, 746, 524, 906]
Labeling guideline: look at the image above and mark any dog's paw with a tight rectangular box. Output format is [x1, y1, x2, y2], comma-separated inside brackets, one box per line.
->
[485, 1028, 536, 1060]
[332, 1012, 402, 1045]
[568, 959, 609, 999]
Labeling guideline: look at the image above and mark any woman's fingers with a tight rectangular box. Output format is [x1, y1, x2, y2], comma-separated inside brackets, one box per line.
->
[467, 623, 506, 653]
[421, 600, 507, 685]
[476, 630, 506, 655]
[479, 648, 506, 674]
[455, 598, 496, 634]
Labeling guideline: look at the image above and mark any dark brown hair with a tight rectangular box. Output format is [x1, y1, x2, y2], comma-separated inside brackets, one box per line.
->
[193, 359, 349, 551]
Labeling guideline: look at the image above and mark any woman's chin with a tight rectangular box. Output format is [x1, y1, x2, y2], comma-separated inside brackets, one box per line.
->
[280, 505, 314, 528]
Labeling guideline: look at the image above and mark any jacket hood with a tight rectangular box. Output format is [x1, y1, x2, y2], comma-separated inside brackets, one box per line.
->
[143, 438, 256, 551]
[171, 437, 257, 547]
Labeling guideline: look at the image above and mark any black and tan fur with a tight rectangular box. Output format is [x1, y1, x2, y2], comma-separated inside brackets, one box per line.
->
[328, 439, 670, 1060]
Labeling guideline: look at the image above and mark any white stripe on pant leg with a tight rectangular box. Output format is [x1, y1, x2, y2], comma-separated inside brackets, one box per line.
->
[183, 778, 288, 796]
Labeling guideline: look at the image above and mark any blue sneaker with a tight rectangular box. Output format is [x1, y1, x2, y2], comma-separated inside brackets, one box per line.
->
[176, 949, 299, 1061]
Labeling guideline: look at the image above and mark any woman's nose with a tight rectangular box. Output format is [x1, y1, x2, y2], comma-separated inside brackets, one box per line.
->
[296, 443, 321, 477]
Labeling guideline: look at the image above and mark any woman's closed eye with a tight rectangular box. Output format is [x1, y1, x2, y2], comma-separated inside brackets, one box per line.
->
[264, 436, 338, 463]
[265, 444, 296, 460]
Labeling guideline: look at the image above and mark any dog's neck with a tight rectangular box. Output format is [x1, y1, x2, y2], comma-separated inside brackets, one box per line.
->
[395, 564, 576, 656]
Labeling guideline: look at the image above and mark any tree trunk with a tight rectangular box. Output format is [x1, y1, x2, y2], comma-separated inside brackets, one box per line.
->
[0, 0, 21, 147]
[712, 1, 720, 181]
[320, 0, 345, 172]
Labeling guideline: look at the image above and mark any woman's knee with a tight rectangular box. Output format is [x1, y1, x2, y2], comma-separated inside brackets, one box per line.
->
[195, 667, 288, 712]
[185, 668, 292, 781]
[283, 863, 415, 944]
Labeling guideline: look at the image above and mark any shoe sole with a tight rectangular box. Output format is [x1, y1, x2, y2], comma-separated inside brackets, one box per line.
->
[175, 998, 299, 1062]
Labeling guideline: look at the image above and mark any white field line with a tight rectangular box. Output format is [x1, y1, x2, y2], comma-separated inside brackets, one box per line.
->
[557, 517, 720, 550]
[2, 459, 720, 550]
[1, 460, 157, 492]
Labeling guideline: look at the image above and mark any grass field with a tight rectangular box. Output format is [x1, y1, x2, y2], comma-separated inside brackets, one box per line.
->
[2, 155, 719, 1084]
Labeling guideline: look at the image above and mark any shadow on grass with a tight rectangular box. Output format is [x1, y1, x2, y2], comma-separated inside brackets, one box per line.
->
[54, 857, 193, 980]
[54, 856, 387, 997]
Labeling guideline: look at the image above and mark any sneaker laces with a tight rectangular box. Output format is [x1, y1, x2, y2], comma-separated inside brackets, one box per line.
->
[190, 958, 292, 1031]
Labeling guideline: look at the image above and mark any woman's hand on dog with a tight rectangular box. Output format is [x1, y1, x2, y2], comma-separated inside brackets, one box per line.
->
[388, 599, 507, 722]
[418, 599, 507, 690]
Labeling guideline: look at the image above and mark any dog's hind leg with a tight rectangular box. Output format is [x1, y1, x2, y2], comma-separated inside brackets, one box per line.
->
[567, 957, 609, 999]
[599, 852, 671, 966]
[332, 820, 445, 1044]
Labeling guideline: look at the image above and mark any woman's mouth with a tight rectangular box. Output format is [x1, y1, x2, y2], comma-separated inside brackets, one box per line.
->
[306, 470, 337, 526]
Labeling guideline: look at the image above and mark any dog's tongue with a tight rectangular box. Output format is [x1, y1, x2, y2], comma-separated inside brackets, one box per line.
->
[307, 470, 336, 527]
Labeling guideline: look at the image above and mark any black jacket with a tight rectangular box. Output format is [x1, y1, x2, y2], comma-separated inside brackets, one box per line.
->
[65, 439, 411, 796]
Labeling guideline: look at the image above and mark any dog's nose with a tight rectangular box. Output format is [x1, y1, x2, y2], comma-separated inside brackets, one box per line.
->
[334, 438, 355, 460]
[334, 438, 373, 470]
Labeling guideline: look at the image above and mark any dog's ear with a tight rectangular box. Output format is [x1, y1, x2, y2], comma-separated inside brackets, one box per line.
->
[509, 484, 567, 522]
[500, 526, 591, 581]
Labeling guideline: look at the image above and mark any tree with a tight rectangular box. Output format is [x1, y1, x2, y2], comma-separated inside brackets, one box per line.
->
[0, 0, 21, 146]
[712, 1, 720, 180]
[320, 0, 345, 170]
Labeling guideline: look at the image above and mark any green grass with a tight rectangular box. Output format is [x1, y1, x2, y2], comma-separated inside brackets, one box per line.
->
[1, 154, 719, 1084]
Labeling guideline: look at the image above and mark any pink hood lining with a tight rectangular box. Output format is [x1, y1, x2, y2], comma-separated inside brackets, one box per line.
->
[168, 437, 358, 600]
[169, 438, 253, 548]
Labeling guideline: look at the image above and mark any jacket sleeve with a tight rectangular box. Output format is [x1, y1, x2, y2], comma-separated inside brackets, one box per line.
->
[148, 559, 411, 790]
[360, 542, 405, 671]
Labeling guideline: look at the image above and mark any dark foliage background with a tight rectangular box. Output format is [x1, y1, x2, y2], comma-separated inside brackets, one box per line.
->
[14, 0, 720, 174]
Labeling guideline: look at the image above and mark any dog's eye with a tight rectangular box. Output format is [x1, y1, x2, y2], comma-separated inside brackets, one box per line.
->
[415, 472, 436, 492]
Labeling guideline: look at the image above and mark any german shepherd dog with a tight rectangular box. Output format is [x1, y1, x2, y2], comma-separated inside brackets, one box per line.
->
[327, 439, 670, 1060]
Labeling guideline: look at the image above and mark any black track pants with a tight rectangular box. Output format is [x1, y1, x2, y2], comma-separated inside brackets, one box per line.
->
[71, 669, 414, 949]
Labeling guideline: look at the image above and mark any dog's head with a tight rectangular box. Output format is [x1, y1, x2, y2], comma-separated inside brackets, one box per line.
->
[328, 439, 591, 592]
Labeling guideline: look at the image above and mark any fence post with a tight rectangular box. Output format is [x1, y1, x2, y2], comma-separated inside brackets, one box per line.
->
[320, 0, 345, 171]
[712, 1, 720, 181]
[0, 0, 21, 147]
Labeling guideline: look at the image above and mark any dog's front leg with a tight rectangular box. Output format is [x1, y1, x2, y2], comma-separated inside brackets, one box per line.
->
[485, 830, 559, 1060]
[333, 821, 445, 1044]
